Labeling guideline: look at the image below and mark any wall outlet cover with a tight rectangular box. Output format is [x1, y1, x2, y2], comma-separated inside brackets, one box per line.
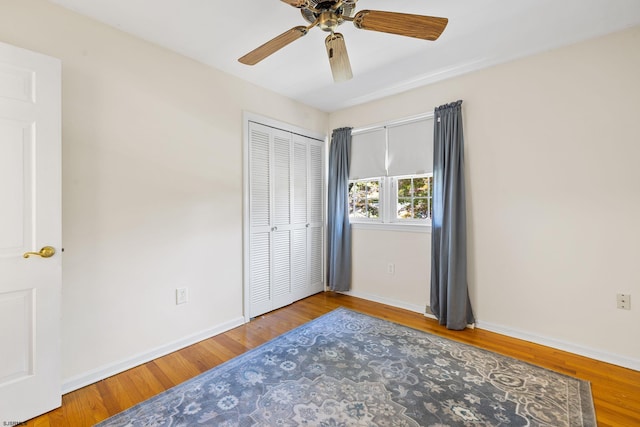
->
[176, 287, 188, 305]
[616, 293, 630, 310]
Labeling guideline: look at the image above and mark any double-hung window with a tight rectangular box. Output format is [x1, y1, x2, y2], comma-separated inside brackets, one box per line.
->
[348, 115, 434, 229]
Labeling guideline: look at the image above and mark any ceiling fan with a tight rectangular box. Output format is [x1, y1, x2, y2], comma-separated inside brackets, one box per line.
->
[238, 0, 448, 82]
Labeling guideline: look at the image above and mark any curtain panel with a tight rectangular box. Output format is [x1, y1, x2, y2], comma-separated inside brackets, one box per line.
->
[430, 100, 475, 330]
[327, 127, 352, 291]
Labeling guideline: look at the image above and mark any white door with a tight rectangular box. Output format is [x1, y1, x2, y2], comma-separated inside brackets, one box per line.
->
[290, 137, 308, 301]
[248, 122, 272, 317]
[291, 134, 324, 300]
[0, 42, 62, 423]
[307, 139, 324, 295]
[248, 122, 294, 317]
[271, 130, 293, 309]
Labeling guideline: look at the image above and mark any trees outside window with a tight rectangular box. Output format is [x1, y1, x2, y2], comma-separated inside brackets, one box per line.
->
[348, 174, 432, 225]
[396, 176, 433, 220]
[348, 179, 380, 219]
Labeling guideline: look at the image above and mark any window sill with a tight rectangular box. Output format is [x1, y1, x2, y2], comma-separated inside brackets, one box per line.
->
[350, 222, 432, 233]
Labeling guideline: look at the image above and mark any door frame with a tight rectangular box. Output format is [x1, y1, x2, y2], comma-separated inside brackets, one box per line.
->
[242, 112, 326, 323]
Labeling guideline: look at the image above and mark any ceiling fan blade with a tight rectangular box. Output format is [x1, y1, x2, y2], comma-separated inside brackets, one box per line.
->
[239, 26, 308, 65]
[280, 0, 309, 8]
[351, 10, 448, 41]
[325, 33, 353, 82]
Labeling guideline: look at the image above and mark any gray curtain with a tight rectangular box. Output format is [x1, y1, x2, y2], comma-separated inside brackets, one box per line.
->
[327, 127, 352, 291]
[430, 100, 475, 330]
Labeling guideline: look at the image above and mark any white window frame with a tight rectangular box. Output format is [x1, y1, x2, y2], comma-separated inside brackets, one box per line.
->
[348, 177, 383, 222]
[349, 175, 432, 232]
[390, 174, 434, 224]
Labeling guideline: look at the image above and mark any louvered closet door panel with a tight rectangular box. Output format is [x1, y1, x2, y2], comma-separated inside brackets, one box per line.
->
[249, 123, 271, 229]
[249, 232, 271, 316]
[309, 226, 323, 292]
[290, 137, 309, 299]
[291, 228, 307, 299]
[249, 122, 273, 317]
[272, 130, 292, 308]
[273, 131, 291, 227]
[309, 142, 323, 225]
[272, 230, 292, 307]
[293, 140, 307, 225]
[308, 140, 324, 293]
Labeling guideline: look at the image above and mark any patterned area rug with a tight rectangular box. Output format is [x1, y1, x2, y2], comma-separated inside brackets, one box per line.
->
[96, 308, 596, 426]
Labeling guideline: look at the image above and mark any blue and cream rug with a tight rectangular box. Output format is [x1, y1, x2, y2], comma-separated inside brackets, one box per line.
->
[96, 308, 596, 426]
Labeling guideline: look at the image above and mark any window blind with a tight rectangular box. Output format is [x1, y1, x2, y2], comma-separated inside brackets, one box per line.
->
[349, 116, 434, 179]
[349, 128, 386, 179]
[387, 118, 433, 176]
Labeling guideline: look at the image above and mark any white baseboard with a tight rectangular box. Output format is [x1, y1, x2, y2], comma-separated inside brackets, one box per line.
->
[340, 291, 639, 371]
[476, 320, 640, 372]
[339, 290, 426, 315]
[61, 316, 246, 394]
[424, 312, 437, 320]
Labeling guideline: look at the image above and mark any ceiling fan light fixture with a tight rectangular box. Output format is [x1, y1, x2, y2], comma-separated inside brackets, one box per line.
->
[318, 11, 341, 32]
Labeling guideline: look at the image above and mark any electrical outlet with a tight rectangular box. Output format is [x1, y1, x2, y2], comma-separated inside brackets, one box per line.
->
[387, 263, 395, 274]
[616, 293, 630, 310]
[176, 287, 188, 305]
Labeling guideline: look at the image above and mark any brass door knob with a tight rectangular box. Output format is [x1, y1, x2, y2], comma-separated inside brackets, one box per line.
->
[23, 246, 56, 258]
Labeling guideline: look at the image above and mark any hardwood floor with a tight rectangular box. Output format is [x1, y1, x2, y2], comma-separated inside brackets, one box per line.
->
[26, 292, 640, 426]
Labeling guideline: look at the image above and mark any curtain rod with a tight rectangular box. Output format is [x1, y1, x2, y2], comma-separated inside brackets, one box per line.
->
[351, 111, 435, 136]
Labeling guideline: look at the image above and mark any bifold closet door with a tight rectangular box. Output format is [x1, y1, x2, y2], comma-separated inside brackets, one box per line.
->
[291, 134, 324, 299]
[248, 121, 323, 318]
[271, 129, 293, 310]
[248, 122, 293, 317]
[290, 137, 308, 301]
[248, 122, 272, 317]
[307, 139, 324, 294]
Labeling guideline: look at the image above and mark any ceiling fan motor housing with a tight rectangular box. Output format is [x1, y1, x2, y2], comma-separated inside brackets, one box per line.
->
[319, 11, 340, 31]
[301, 0, 358, 28]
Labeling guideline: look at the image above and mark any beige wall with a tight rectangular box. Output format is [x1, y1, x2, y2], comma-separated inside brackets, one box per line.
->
[330, 26, 640, 368]
[0, 0, 328, 388]
[351, 228, 430, 313]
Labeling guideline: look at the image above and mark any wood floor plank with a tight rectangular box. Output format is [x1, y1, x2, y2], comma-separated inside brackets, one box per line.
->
[209, 334, 251, 357]
[145, 360, 178, 390]
[57, 384, 109, 426]
[24, 292, 640, 426]
[152, 351, 202, 386]
[119, 365, 167, 401]
[178, 342, 226, 373]
[93, 379, 125, 417]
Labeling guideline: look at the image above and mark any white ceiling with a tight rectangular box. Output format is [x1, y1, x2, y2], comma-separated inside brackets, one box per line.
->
[49, 0, 640, 112]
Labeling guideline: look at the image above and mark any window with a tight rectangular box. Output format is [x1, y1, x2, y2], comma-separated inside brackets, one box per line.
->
[348, 175, 433, 225]
[347, 114, 434, 229]
[348, 179, 380, 219]
[394, 175, 433, 221]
